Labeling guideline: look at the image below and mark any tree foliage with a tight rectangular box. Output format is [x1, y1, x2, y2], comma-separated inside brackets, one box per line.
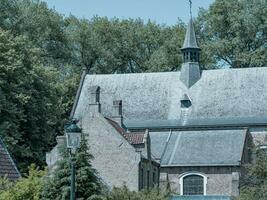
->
[0, 0, 266, 173]
[0, 28, 63, 171]
[238, 151, 267, 200]
[196, 0, 267, 68]
[65, 16, 185, 73]
[42, 137, 101, 200]
[103, 186, 168, 200]
[0, 165, 45, 200]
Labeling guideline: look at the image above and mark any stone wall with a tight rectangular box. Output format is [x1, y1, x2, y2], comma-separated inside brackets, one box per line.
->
[250, 129, 267, 146]
[161, 166, 240, 196]
[81, 112, 141, 191]
[46, 136, 65, 170]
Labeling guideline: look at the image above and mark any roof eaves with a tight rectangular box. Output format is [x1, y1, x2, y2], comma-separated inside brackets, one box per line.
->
[161, 163, 241, 167]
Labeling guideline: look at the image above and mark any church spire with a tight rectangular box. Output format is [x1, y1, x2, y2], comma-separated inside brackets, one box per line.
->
[181, 1, 201, 63]
[179, 0, 201, 88]
[182, 18, 199, 50]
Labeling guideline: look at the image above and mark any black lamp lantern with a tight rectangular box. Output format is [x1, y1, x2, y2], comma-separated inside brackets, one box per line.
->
[65, 119, 82, 152]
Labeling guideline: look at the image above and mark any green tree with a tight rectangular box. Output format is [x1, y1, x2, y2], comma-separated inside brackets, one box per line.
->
[104, 186, 168, 200]
[65, 16, 186, 74]
[42, 136, 101, 200]
[0, 28, 63, 171]
[147, 21, 185, 72]
[196, 0, 267, 68]
[0, 0, 21, 32]
[0, 165, 45, 200]
[239, 151, 267, 200]
[0, 177, 13, 192]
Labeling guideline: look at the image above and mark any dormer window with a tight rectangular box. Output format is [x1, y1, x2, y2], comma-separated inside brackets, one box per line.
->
[181, 100, 192, 108]
[88, 85, 100, 104]
[95, 86, 100, 103]
[181, 94, 192, 108]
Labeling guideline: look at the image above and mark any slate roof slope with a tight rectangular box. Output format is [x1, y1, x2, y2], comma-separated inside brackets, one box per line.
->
[0, 137, 20, 180]
[149, 131, 171, 160]
[74, 67, 267, 127]
[150, 129, 247, 166]
[182, 18, 200, 49]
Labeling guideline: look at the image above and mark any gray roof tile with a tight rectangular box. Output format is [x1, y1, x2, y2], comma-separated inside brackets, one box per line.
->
[0, 138, 20, 180]
[74, 67, 267, 126]
[181, 18, 200, 49]
[150, 129, 247, 166]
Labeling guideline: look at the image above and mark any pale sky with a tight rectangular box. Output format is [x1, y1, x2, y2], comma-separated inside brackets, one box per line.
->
[43, 0, 215, 25]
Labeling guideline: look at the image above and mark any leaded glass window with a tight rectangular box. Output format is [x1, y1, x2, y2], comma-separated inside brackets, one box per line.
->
[183, 175, 204, 195]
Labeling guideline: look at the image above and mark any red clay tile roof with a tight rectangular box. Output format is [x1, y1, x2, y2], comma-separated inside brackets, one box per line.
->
[105, 118, 144, 145]
[0, 138, 20, 180]
[125, 133, 144, 145]
[105, 118, 126, 137]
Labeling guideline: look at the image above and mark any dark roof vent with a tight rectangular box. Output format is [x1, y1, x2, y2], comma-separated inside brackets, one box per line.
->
[89, 86, 100, 104]
[181, 94, 192, 108]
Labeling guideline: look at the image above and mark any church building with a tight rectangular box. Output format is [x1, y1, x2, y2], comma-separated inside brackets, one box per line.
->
[47, 15, 267, 199]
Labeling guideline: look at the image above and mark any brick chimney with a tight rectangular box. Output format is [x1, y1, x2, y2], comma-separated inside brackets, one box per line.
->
[88, 86, 101, 115]
[111, 100, 123, 126]
[143, 129, 151, 160]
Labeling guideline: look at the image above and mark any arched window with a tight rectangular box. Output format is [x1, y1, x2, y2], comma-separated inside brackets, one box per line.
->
[257, 145, 267, 154]
[186, 52, 189, 61]
[180, 173, 207, 195]
[183, 175, 203, 195]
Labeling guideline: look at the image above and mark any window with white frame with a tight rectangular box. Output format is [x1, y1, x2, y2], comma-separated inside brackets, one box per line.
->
[258, 145, 267, 153]
[180, 173, 207, 195]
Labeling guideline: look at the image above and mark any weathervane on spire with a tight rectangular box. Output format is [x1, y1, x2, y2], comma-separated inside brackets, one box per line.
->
[189, 0, 192, 18]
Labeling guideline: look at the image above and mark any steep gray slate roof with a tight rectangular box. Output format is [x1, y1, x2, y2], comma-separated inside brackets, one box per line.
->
[182, 18, 200, 49]
[149, 131, 170, 160]
[74, 67, 267, 127]
[0, 138, 20, 180]
[150, 129, 247, 166]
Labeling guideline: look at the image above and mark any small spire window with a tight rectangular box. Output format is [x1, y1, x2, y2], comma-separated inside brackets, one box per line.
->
[181, 99, 192, 108]
[181, 94, 192, 108]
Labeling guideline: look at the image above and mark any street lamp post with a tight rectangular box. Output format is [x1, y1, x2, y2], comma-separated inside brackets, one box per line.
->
[65, 119, 82, 200]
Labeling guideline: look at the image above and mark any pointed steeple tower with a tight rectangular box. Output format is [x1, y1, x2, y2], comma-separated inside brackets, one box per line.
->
[180, 4, 201, 88]
[181, 18, 201, 63]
